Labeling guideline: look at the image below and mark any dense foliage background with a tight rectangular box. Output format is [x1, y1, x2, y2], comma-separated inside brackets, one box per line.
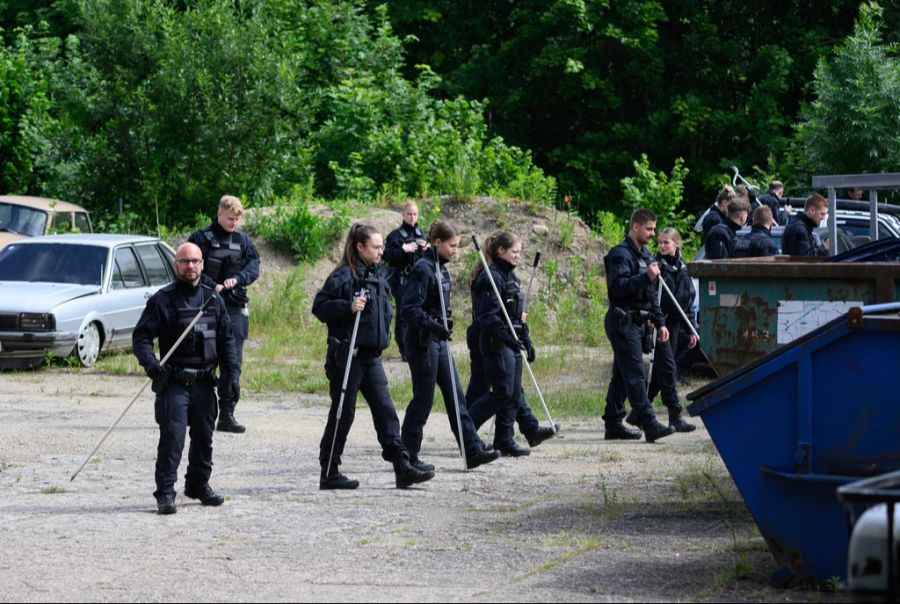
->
[1, 0, 898, 231]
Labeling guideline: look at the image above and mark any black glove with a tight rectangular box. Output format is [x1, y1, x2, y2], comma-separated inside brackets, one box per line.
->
[149, 363, 171, 394]
[522, 337, 536, 363]
[435, 324, 452, 341]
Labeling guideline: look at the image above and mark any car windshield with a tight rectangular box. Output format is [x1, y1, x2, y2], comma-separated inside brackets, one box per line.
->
[0, 202, 48, 237]
[0, 243, 107, 285]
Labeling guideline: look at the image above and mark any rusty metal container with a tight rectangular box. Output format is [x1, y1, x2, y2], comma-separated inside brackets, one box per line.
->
[687, 304, 900, 584]
[688, 257, 900, 375]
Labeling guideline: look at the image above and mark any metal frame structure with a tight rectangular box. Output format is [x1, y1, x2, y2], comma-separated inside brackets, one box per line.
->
[811, 173, 900, 255]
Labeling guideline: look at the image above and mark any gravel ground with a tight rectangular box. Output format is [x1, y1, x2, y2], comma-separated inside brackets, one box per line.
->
[0, 367, 848, 603]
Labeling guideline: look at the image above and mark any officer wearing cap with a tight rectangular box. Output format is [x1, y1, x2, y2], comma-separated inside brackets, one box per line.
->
[133, 242, 238, 515]
[188, 195, 260, 433]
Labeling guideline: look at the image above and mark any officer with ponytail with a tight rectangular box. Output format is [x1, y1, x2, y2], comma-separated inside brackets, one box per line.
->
[466, 231, 534, 457]
[399, 220, 500, 471]
[312, 223, 435, 490]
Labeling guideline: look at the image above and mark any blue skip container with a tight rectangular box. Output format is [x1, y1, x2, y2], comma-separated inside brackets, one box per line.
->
[687, 303, 900, 584]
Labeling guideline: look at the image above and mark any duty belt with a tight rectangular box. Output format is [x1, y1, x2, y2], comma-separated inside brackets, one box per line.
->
[172, 366, 215, 386]
[611, 306, 652, 322]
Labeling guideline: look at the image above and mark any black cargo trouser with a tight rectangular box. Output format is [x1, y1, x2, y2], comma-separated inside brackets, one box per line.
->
[465, 323, 540, 436]
[603, 309, 655, 426]
[319, 348, 405, 467]
[154, 377, 218, 497]
[402, 330, 483, 460]
[218, 305, 247, 414]
[647, 321, 683, 412]
[467, 332, 520, 449]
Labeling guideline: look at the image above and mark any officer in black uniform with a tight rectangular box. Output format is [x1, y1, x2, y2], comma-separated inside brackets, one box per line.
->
[698, 186, 734, 241]
[603, 209, 675, 443]
[467, 231, 534, 457]
[383, 201, 428, 361]
[783, 193, 829, 256]
[399, 220, 500, 471]
[704, 200, 749, 260]
[313, 223, 434, 490]
[734, 205, 779, 258]
[133, 242, 238, 515]
[188, 195, 260, 433]
[646, 228, 697, 432]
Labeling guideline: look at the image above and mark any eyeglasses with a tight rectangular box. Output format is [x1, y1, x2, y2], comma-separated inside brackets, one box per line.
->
[176, 258, 203, 265]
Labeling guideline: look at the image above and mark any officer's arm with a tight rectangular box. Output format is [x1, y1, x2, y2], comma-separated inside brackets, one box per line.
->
[381, 231, 407, 266]
[233, 236, 260, 287]
[705, 232, 726, 260]
[473, 271, 509, 339]
[606, 249, 651, 300]
[400, 266, 441, 332]
[132, 296, 163, 375]
[312, 272, 353, 323]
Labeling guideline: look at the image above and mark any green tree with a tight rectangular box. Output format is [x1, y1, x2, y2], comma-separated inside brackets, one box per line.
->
[795, 2, 900, 178]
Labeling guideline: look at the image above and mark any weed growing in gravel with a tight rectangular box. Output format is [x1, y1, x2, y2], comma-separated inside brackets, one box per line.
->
[40, 486, 66, 494]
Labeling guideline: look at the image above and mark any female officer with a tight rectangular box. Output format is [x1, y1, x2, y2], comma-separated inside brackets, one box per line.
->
[466, 231, 533, 457]
[312, 223, 434, 490]
[646, 227, 697, 432]
[399, 220, 500, 471]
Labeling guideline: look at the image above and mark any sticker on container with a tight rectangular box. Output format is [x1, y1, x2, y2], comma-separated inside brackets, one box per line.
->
[777, 300, 863, 344]
[708, 281, 717, 296]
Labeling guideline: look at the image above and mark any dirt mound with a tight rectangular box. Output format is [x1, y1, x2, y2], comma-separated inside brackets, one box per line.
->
[250, 197, 609, 307]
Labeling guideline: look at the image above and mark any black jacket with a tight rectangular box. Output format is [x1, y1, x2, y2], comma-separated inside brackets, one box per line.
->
[133, 279, 237, 381]
[312, 263, 394, 351]
[383, 222, 427, 290]
[604, 237, 665, 329]
[758, 191, 791, 226]
[704, 219, 742, 260]
[734, 225, 779, 258]
[783, 213, 826, 257]
[656, 251, 696, 330]
[188, 221, 260, 307]
[701, 204, 727, 241]
[400, 254, 452, 337]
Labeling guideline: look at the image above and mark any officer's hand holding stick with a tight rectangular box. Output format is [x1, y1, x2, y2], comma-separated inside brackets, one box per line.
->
[472, 235, 556, 433]
[655, 276, 719, 376]
[71, 291, 223, 481]
[433, 247, 468, 470]
[324, 288, 368, 479]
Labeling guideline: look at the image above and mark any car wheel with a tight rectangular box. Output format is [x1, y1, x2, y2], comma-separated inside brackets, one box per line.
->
[76, 321, 102, 367]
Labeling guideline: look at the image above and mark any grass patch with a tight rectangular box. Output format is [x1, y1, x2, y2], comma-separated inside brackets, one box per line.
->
[40, 486, 66, 494]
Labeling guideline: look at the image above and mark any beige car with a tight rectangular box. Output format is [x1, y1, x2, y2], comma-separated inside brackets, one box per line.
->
[0, 195, 93, 249]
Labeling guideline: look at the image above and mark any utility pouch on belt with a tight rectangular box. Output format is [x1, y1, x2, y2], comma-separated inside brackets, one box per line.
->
[642, 327, 655, 355]
[328, 336, 354, 370]
[613, 307, 630, 335]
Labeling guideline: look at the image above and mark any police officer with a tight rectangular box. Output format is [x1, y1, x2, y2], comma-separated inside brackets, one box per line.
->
[465, 253, 558, 448]
[697, 186, 734, 241]
[399, 220, 500, 470]
[783, 193, 829, 256]
[133, 242, 238, 515]
[603, 209, 675, 443]
[466, 231, 534, 457]
[704, 200, 749, 260]
[313, 223, 434, 490]
[734, 206, 779, 258]
[383, 201, 429, 361]
[188, 195, 260, 433]
[646, 228, 697, 432]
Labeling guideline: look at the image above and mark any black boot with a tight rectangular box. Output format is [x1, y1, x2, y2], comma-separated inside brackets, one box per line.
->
[642, 417, 676, 443]
[320, 464, 360, 490]
[668, 409, 696, 433]
[499, 442, 531, 457]
[217, 412, 246, 433]
[410, 458, 435, 473]
[156, 492, 176, 515]
[466, 447, 501, 469]
[525, 423, 560, 448]
[604, 422, 642, 440]
[184, 484, 225, 506]
[393, 453, 434, 489]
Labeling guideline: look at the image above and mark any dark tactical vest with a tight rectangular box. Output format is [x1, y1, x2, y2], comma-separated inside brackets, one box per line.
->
[201, 229, 242, 283]
[160, 286, 219, 367]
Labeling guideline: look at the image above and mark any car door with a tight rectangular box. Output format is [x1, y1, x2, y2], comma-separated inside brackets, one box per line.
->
[104, 244, 153, 348]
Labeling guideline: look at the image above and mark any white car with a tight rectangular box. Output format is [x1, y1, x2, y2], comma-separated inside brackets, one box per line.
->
[0, 234, 176, 369]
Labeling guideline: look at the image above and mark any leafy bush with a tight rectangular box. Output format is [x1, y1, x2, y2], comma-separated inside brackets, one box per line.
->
[246, 187, 350, 262]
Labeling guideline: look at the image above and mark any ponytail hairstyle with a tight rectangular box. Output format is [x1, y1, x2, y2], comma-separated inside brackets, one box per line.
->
[338, 222, 380, 275]
[469, 231, 521, 286]
[427, 219, 458, 244]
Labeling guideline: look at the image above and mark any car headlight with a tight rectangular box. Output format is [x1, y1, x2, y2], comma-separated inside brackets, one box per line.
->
[19, 313, 55, 331]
